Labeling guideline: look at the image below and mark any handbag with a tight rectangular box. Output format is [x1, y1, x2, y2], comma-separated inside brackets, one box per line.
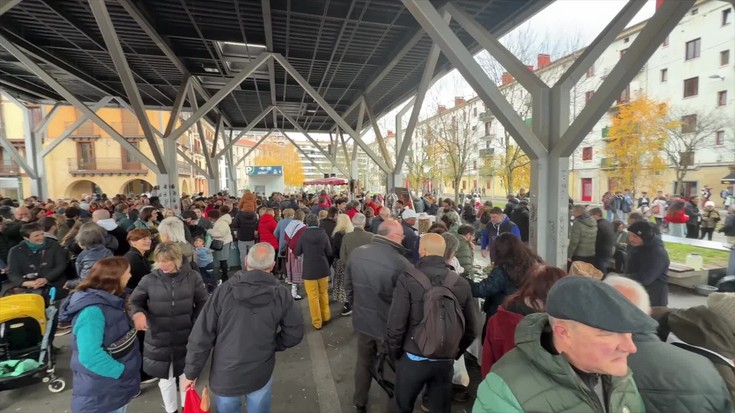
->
[209, 239, 224, 251]
[107, 327, 137, 360]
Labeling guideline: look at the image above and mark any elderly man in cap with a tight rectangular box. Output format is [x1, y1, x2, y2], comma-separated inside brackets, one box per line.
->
[400, 209, 419, 261]
[626, 221, 670, 307]
[473, 276, 653, 413]
[604, 276, 732, 413]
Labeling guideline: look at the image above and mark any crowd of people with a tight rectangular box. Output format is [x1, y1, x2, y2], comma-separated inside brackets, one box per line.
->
[1, 187, 734, 413]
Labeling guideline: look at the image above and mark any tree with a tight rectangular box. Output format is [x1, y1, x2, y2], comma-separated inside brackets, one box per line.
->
[405, 127, 441, 192]
[254, 141, 305, 187]
[602, 95, 672, 189]
[663, 108, 731, 195]
[424, 105, 475, 204]
[497, 144, 531, 194]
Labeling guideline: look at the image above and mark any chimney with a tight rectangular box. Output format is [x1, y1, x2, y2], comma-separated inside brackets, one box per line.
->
[537, 54, 551, 69]
[386, 130, 395, 137]
[454, 96, 466, 107]
[526, 65, 534, 72]
[501, 72, 513, 85]
[438, 105, 447, 114]
[656, 0, 665, 9]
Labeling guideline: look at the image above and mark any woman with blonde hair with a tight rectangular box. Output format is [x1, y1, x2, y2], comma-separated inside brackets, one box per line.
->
[331, 214, 353, 310]
[130, 242, 208, 413]
[162, 208, 176, 219]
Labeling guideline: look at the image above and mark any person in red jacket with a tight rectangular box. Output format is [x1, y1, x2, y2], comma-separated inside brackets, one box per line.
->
[664, 199, 689, 238]
[481, 265, 567, 378]
[257, 208, 279, 251]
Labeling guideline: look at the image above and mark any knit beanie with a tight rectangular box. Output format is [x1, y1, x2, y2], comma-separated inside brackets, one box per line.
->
[707, 292, 735, 331]
[627, 221, 654, 242]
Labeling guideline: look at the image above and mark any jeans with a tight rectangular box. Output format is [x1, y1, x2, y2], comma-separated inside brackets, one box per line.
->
[700, 228, 715, 241]
[158, 363, 185, 413]
[108, 405, 128, 413]
[198, 263, 215, 292]
[238, 240, 255, 268]
[304, 277, 331, 329]
[686, 224, 700, 239]
[606, 210, 614, 221]
[214, 375, 274, 413]
[394, 356, 453, 413]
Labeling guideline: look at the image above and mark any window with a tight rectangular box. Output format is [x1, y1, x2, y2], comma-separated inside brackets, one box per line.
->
[680, 151, 695, 166]
[472, 160, 477, 170]
[722, 50, 730, 66]
[624, 37, 630, 43]
[484, 122, 492, 136]
[660, 68, 668, 82]
[723, 8, 732, 26]
[76, 142, 96, 169]
[617, 84, 631, 104]
[582, 147, 593, 161]
[586, 65, 594, 78]
[681, 114, 697, 133]
[121, 141, 141, 169]
[662, 35, 669, 47]
[685, 38, 701, 60]
[473, 107, 477, 117]
[691, 8, 698, 15]
[715, 130, 725, 145]
[585, 91, 594, 103]
[683, 77, 699, 97]
[620, 48, 628, 59]
[718, 90, 728, 106]
[471, 125, 477, 132]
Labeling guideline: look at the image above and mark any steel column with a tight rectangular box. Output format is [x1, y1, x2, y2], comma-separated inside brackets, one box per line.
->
[0, 36, 160, 172]
[554, 0, 695, 157]
[158, 137, 180, 211]
[215, 107, 274, 158]
[0, 93, 37, 180]
[272, 53, 392, 174]
[0, 0, 22, 16]
[234, 130, 273, 167]
[186, 86, 216, 178]
[39, 97, 114, 158]
[23, 106, 46, 197]
[212, 116, 223, 159]
[275, 107, 349, 177]
[88, 0, 168, 171]
[395, 97, 415, 158]
[223, 130, 237, 193]
[363, 96, 394, 170]
[168, 53, 271, 142]
[164, 76, 191, 137]
[33, 102, 60, 134]
[401, 0, 546, 159]
[394, 12, 445, 174]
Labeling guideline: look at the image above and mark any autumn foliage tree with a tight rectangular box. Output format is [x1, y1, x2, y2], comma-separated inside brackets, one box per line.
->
[603, 95, 672, 189]
[254, 141, 305, 187]
[497, 144, 530, 194]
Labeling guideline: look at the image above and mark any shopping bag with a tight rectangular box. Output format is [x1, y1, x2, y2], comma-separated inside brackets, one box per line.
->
[569, 261, 603, 280]
[451, 355, 470, 387]
[183, 387, 210, 413]
[370, 348, 396, 398]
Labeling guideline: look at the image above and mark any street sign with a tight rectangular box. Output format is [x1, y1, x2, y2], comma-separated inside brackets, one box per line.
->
[245, 166, 283, 176]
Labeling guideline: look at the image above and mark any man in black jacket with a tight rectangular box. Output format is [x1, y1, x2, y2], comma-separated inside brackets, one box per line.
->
[182, 243, 303, 412]
[345, 219, 412, 413]
[685, 195, 701, 239]
[386, 233, 478, 413]
[590, 207, 616, 276]
[627, 221, 670, 307]
[92, 209, 130, 256]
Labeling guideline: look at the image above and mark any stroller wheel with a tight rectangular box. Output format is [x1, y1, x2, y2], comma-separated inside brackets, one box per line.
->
[48, 379, 66, 393]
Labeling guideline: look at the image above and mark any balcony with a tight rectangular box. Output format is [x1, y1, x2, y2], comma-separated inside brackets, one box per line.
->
[523, 118, 533, 126]
[600, 157, 618, 170]
[64, 121, 144, 139]
[479, 112, 495, 122]
[602, 126, 611, 141]
[67, 158, 147, 176]
[479, 148, 496, 157]
[0, 161, 22, 177]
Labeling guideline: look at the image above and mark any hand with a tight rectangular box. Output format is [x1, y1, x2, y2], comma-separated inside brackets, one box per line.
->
[180, 377, 196, 391]
[480, 250, 488, 258]
[32, 278, 48, 289]
[21, 280, 36, 288]
[133, 313, 148, 331]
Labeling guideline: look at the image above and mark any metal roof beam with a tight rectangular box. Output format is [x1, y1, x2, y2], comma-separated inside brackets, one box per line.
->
[234, 129, 272, 167]
[363, 95, 393, 170]
[33, 102, 60, 134]
[0, 76, 58, 101]
[0, 0, 21, 17]
[553, 0, 694, 157]
[167, 53, 272, 142]
[212, 115, 223, 159]
[118, 0, 234, 128]
[275, 106, 348, 177]
[215, 106, 274, 158]
[176, 149, 209, 177]
[88, 0, 167, 172]
[277, 128, 326, 176]
[164, 76, 191, 136]
[186, 85, 215, 177]
[0, 35, 161, 173]
[40, 96, 114, 158]
[0, 91, 39, 180]
[272, 53, 391, 174]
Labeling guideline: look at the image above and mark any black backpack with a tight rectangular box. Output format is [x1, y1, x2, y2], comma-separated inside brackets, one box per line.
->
[406, 267, 465, 360]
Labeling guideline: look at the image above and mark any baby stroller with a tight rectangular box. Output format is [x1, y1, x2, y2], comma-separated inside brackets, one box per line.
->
[0, 287, 66, 393]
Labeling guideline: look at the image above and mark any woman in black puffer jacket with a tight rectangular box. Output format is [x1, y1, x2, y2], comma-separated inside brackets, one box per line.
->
[130, 242, 208, 413]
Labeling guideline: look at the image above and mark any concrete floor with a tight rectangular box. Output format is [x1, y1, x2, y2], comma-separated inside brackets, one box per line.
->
[0, 257, 708, 413]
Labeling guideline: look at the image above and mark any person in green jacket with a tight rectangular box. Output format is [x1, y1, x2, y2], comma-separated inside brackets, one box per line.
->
[451, 224, 475, 277]
[568, 205, 598, 265]
[474, 276, 655, 413]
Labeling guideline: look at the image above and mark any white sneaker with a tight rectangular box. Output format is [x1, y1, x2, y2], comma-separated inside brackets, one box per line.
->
[292, 294, 303, 300]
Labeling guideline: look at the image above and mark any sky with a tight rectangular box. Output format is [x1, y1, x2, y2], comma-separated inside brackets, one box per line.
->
[350, 0, 658, 144]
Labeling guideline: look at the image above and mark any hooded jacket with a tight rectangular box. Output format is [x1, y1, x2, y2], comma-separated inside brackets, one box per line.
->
[568, 214, 598, 258]
[480, 216, 521, 261]
[208, 213, 233, 245]
[474, 313, 645, 413]
[69, 244, 113, 289]
[595, 218, 616, 259]
[60, 289, 140, 413]
[628, 331, 732, 413]
[480, 302, 534, 378]
[345, 236, 413, 339]
[259, 214, 280, 252]
[185, 270, 303, 396]
[129, 263, 209, 378]
[627, 236, 670, 307]
[96, 218, 130, 256]
[294, 227, 332, 279]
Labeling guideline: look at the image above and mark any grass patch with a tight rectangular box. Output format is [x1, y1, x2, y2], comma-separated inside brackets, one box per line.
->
[664, 242, 730, 267]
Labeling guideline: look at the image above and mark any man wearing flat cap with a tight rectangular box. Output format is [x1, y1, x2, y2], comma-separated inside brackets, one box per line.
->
[473, 276, 654, 413]
[626, 221, 670, 307]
